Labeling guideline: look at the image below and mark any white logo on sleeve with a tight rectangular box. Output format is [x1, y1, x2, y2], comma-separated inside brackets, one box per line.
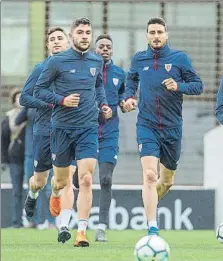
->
[138, 144, 142, 152]
[69, 69, 76, 73]
[34, 160, 38, 167]
[113, 78, 119, 86]
[143, 66, 149, 71]
[52, 153, 56, 161]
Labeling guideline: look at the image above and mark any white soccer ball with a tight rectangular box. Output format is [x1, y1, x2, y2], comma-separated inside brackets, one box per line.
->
[216, 222, 223, 243]
[134, 235, 170, 261]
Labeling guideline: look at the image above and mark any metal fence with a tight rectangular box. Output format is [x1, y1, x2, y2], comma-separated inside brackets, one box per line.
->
[1, 0, 223, 185]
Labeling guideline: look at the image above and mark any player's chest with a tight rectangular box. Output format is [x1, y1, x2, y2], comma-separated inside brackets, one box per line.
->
[138, 59, 182, 81]
[59, 60, 101, 82]
[104, 71, 122, 93]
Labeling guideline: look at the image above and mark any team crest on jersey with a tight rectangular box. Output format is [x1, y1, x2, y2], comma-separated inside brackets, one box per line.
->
[165, 64, 172, 72]
[113, 78, 119, 86]
[90, 68, 96, 76]
[52, 153, 56, 161]
[34, 160, 38, 167]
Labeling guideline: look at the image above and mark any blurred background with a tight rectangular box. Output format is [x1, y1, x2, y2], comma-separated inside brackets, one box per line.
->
[1, 0, 223, 187]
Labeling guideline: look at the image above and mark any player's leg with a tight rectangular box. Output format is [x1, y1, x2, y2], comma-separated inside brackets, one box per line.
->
[58, 163, 77, 243]
[74, 127, 98, 247]
[156, 163, 175, 200]
[49, 128, 73, 217]
[95, 138, 118, 242]
[24, 134, 51, 217]
[137, 125, 160, 235]
[157, 127, 182, 201]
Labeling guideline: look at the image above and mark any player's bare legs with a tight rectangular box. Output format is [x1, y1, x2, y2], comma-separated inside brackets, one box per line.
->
[74, 158, 97, 247]
[25, 171, 49, 217]
[141, 156, 159, 235]
[58, 165, 76, 243]
[50, 166, 69, 217]
[156, 163, 175, 201]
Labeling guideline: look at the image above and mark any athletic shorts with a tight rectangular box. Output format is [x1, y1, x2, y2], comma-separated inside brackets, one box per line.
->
[137, 125, 182, 170]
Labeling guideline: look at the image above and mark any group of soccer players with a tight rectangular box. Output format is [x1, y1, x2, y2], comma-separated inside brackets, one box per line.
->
[19, 16, 223, 248]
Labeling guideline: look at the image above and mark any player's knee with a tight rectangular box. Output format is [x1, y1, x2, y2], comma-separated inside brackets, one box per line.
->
[164, 176, 174, 189]
[54, 176, 68, 190]
[100, 175, 112, 188]
[80, 173, 92, 188]
[35, 177, 47, 190]
[163, 169, 175, 188]
[143, 169, 158, 185]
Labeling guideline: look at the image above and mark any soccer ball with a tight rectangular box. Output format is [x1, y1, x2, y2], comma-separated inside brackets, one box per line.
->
[134, 235, 170, 261]
[216, 222, 223, 243]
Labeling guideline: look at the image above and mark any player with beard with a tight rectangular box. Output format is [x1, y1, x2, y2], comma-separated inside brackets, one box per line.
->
[124, 17, 203, 236]
[34, 17, 112, 247]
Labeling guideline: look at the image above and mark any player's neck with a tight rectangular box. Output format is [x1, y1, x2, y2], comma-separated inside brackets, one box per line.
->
[72, 45, 89, 55]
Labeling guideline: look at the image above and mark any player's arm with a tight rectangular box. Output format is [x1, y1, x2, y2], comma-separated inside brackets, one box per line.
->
[96, 63, 112, 119]
[162, 53, 203, 95]
[124, 55, 139, 111]
[118, 73, 128, 113]
[1, 117, 10, 164]
[177, 53, 203, 95]
[15, 108, 28, 126]
[34, 57, 64, 105]
[34, 58, 80, 107]
[216, 77, 223, 125]
[20, 65, 51, 109]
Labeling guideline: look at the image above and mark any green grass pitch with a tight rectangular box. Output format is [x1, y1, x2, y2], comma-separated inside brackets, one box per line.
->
[1, 229, 223, 261]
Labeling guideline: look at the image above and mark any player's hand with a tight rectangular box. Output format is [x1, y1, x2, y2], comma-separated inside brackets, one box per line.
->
[123, 98, 137, 112]
[162, 78, 178, 91]
[101, 105, 112, 119]
[119, 100, 128, 113]
[63, 93, 80, 107]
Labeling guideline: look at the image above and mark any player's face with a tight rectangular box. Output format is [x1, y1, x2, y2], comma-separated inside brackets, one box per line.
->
[70, 24, 92, 52]
[96, 38, 113, 62]
[47, 31, 69, 55]
[147, 24, 168, 50]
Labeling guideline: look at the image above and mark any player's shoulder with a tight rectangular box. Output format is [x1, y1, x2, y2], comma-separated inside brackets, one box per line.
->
[111, 62, 126, 78]
[32, 58, 49, 75]
[169, 48, 190, 60]
[131, 50, 148, 63]
[88, 51, 104, 64]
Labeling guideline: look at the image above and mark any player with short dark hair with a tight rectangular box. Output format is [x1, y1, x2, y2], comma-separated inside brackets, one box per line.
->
[21, 27, 74, 223]
[34, 17, 112, 247]
[124, 17, 203, 236]
[94, 34, 126, 242]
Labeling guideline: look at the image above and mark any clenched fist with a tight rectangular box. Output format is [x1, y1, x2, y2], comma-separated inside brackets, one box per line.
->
[63, 93, 80, 107]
